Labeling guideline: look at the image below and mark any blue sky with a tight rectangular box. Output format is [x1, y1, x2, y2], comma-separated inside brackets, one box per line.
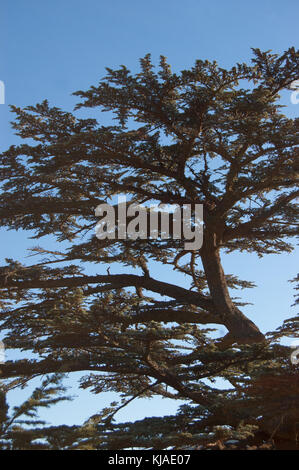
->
[0, 0, 298, 427]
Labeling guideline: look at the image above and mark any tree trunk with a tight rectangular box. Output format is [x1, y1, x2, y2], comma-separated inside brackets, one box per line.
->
[200, 231, 265, 345]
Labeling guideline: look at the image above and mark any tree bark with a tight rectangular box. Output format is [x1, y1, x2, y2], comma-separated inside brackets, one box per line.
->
[200, 231, 265, 345]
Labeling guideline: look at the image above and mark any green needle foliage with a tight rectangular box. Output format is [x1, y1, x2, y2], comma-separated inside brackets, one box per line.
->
[0, 48, 298, 450]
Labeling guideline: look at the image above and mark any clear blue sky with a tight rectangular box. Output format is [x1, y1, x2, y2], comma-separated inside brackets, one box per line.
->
[0, 0, 298, 427]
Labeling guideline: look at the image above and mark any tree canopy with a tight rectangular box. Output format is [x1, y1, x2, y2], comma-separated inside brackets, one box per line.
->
[0, 48, 298, 450]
